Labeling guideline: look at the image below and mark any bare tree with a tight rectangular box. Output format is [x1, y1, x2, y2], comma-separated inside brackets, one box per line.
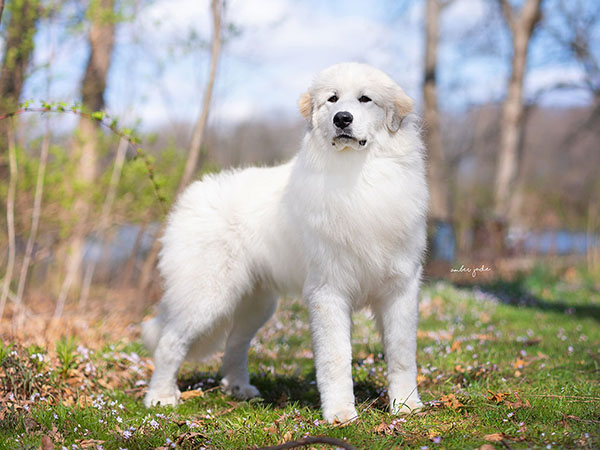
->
[0, 123, 17, 323]
[0, 0, 39, 161]
[545, 0, 600, 143]
[493, 0, 543, 220]
[423, 0, 452, 222]
[178, 0, 224, 192]
[55, 0, 116, 318]
[13, 119, 50, 330]
[138, 0, 225, 297]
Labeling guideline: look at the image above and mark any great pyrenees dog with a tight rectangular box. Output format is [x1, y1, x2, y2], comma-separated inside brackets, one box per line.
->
[142, 62, 428, 423]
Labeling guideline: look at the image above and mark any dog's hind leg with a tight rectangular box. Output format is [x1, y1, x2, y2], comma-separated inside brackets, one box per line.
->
[143, 290, 240, 407]
[220, 288, 278, 399]
[143, 324, 188, 407]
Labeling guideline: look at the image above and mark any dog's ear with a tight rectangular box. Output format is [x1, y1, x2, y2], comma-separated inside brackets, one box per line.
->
[298, 91, 313, 121]
[386, 88, 413, 133]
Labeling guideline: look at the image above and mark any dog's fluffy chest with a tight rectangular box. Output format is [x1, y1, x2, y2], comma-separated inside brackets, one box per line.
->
[284, 152, 426, 288]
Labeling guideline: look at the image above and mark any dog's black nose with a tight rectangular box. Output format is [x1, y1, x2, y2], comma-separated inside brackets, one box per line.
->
[333, 111, 353, 129]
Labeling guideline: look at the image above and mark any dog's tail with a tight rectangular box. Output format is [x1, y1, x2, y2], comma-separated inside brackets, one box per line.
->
[141, 316, 163, 357]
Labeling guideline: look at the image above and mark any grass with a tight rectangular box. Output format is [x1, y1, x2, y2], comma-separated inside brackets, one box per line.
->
[0, 265, 598, 449]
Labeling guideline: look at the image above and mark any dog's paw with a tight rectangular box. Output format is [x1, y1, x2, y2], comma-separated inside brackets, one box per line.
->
[390, 397, 424, 414]
[144, 387, 181, 407]
[221, 378, 261, 400]
[323, 406, 358, 424]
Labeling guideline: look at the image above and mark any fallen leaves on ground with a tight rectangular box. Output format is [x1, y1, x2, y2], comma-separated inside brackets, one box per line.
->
[373, 419, 395, 435]
[435, 394, 466, 410]
[0, 343, 152, 415]
[180, 389, 204, 400]
[487, 390, 531, 409]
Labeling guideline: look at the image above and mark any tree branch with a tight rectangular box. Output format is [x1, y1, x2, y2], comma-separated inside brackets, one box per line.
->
[255, 436, 357, 450]
[497, 0, 516, 32]
[439, 0, 455, 10]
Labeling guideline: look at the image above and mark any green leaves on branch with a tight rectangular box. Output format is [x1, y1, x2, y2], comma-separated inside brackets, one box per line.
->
[6, 100, 166, 215]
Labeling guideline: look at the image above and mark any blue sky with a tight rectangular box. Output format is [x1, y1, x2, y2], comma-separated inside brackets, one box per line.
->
[16, 0, 599, 131]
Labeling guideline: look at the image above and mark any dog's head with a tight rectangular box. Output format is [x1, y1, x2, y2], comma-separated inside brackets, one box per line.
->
[298, 62, 413, 151]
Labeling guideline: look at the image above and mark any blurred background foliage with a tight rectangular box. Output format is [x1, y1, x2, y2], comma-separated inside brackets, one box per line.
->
[0, 0, 598, 332]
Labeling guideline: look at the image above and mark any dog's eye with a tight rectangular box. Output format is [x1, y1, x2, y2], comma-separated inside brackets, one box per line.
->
[327, 95, 338, 103]
[359, 95, 372, 103]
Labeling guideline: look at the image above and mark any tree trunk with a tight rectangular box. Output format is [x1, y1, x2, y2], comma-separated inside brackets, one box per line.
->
[13, 118, 50, 330]
[55, 0, 116, 318]
[493, 0, 543, 220]
[137, 0, 224, 298]
[78, 137, 129, 310]
[423, 0, 449, 222]
[178, 0, 223, 191]
[0, 0, 39, 164]
[0, 122, 17, 323]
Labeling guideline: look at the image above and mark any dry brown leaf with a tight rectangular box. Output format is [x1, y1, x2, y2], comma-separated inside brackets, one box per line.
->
[75, 439, 106, 449]
[455, 364, 465, 373]
[180, 389, 204, 400]
[41, 435, 53, 450]
[475, 333, 493, 341]
[483, 433, 505, 442]
[77, 395, 93, 407]
[264, 425, 278, 434]
[373, 418, 394, 435]
[450, 340, 462, 352]
[507, 392, 531, 409]
[512, 358, 527, 369]
[174, 431, 207, 445]
[439, 394, 465, 410]
[333, 416, 356, 427]
[477, 444, 496, 450]
[49, 423, 62, 441]
[487, 390, 511, 403]
[277, 430, 293, 443]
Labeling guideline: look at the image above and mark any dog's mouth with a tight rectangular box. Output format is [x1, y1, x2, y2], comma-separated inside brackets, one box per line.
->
[332, 134, 367, 148]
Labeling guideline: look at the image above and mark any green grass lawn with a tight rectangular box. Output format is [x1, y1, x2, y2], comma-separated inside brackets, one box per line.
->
[1, 265, 599, 449]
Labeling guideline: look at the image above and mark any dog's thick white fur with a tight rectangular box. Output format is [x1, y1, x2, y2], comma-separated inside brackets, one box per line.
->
[142, 62, 428, 423]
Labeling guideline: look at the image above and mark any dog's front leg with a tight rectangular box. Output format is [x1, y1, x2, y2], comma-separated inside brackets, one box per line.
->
[306, 286, 357, 423]
[374, 269, 423, 414]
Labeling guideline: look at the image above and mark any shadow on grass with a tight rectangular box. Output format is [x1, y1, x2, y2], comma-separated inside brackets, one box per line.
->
[177, 369, 388, 411]
[456, 274, 600, 323]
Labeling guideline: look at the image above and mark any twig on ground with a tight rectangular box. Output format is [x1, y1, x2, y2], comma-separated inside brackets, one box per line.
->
[527, 394, 600, 400]
[255, 435, 357, 450]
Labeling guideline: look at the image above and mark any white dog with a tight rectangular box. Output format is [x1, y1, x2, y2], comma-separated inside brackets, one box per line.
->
[142, 62, 428, 423]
